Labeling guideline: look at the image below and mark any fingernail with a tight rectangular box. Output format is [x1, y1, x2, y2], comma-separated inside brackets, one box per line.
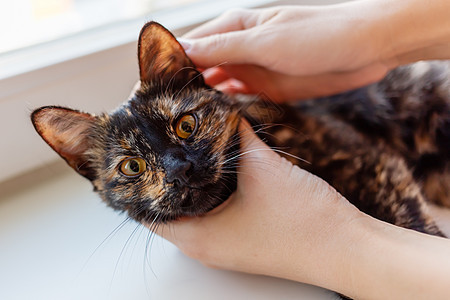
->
[177, 38, 191, 51]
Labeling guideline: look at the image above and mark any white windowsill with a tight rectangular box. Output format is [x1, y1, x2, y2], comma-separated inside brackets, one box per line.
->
[0, 161, 336, 299]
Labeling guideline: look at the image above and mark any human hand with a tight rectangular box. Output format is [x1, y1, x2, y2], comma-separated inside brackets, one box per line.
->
[152, 121, 364, 288]
[148, 120, 450, 299]
[181, 1, 450, 102]
[179, 4, 395, 101]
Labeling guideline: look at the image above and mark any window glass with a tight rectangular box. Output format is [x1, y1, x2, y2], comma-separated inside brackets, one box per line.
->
[0, 0, 202, 54]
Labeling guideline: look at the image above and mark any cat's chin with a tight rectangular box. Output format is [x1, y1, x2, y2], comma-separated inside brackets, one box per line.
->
[153, 172, 237, 223]
[181, 183, 235, 217]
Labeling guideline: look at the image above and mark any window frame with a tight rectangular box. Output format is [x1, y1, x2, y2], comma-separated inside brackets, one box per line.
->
[0, 0, 341, 183]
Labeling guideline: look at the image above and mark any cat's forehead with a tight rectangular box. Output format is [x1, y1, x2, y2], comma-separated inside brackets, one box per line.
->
[98, 89, 235, 148]
[130, 89, 225, 119]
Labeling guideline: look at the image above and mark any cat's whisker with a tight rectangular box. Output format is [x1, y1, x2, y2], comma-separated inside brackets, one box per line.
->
[214, 138, 240, 156]
[164, 66, 194, 95]
[145, 213, 162, 247]
[109, 221, 142, 294]
[207, 118, 278, 155]
[222, 157, 283, 172]
[221, 149, 242, 161]
[142, 215, 166, 296]
[253, 129, 281, 142]
[221, 143, 310, 166]
[77, 160, 90, 171]
[271, 149, 310, 165]
[215, 124, 273, 153]
[142, 228, 155, 298]
[172, 62, 228, 99]
[220, 170, 250, 178]
[235, 160, 287, 178]
[249, 120, 310, 140]
[81, 216, 132, 275]
[251, 123, 280, 133]
[167, 66, 197, 96]
[247, 123, 303, 145]
[127, 223, 147, 266]
[221, 148, 269, 164]
[217, 128, 274, 157]
[213, 120, 273, 154]
[143, 211, 162, 278]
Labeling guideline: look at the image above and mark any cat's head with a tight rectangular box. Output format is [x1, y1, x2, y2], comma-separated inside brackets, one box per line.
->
[31, 22, 241, 223]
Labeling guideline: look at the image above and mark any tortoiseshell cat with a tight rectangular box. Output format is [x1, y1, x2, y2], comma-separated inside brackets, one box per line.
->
[32, 22, 450, 239]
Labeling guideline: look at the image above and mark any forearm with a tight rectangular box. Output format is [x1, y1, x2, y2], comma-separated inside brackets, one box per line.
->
[287, 211, 450, 299]
[361, 0, 450, 64]
[348, 216, 450, 299]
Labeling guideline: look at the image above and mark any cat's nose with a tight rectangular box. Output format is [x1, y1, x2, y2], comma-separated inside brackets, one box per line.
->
[166, 160, 192, 186]
[163, 150, 192, 186]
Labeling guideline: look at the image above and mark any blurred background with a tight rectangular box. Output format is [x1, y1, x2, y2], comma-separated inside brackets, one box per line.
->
[0, 0, 200, 54]
[0, 0, 282, 182]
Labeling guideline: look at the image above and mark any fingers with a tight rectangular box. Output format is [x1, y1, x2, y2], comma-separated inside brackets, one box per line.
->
[203, 62, 391, 102]
[237, 120, 282, 169]
[202, 67, 231, 86]
[218, 64, 286, 101]
[214, 79, 248, 95]
[178, 8, 269, 68]
[238, 120, 269, 152]
[201, 67, 249, 94]
[179, 30, 258, 69]
[183, 8, 255, 39]
[178, 7, 291, 70]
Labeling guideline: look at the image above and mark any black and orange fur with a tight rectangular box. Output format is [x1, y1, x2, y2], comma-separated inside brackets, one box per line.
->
[32, 22, 450, 238]
[246, 61, 450, 236]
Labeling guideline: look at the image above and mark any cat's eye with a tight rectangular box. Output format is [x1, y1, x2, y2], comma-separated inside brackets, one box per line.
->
[175, 114, 197, 139]
[119, 157, 146, 177]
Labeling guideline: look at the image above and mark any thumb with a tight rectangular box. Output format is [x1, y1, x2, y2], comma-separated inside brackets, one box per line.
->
[178, 31, 256, 68]
[237, 120, 281, 166]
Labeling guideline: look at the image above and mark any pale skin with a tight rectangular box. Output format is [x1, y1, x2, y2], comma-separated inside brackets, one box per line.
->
[179, 0, 450, 101]
[152, 0, 450, 299]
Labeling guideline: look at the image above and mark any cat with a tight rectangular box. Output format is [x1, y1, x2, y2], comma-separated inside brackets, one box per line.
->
[31, 22, 450, 238]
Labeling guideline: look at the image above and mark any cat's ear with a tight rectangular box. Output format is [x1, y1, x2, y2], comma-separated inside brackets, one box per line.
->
[31, 106, 97, 181]
[138, 21, 205, 90]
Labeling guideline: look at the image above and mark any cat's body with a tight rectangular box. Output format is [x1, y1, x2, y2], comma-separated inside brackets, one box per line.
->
[248, 61, 450, 236]
[32, 22, 450, 237]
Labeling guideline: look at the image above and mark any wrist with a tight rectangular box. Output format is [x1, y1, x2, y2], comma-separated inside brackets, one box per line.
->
[337, 213, 450, 299]
[359, 0, 450, 66]
[271, 190, 368, 295]
[316, 212, 414, 299]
